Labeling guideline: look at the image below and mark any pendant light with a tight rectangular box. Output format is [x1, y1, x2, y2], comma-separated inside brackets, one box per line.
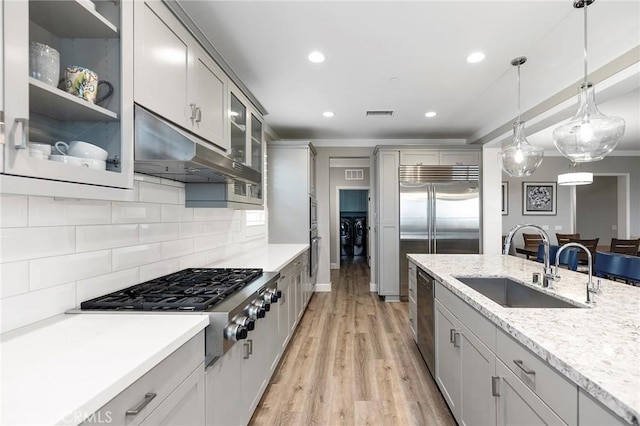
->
[558, 162, 593, 185]
[552, 0, 625, 162]
[499, 57, 543, 177]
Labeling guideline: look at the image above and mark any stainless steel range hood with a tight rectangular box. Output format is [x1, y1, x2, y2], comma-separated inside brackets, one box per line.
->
[134, 105, 260, 184]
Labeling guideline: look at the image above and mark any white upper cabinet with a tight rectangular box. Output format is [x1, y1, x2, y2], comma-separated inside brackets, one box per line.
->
[400, 149, 480, 166]
[133, 0, 229, 153]
[1, 0, 134, 199]
[134, 1, 189, 127]
[191, 48, 227, 149]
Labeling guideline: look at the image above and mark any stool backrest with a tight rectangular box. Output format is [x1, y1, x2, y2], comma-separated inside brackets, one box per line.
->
[610, 238, 640, 256]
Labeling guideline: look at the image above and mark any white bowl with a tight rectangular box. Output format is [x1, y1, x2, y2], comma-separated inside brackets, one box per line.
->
[29, 142, 52, 157]
[49, 154, 84, 167]
[79, 158, 107, 170]
[55, 140, 108, 161]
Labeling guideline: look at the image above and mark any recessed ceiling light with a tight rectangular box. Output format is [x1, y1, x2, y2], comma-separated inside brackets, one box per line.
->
[323, 111, 335, 118]
[425, 111, 437, 118]
[467, 52, 485, 63]
[308, 51, 325, 63]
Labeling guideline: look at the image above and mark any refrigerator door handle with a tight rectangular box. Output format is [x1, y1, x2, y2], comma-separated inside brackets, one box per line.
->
[431, 185, 437, 253]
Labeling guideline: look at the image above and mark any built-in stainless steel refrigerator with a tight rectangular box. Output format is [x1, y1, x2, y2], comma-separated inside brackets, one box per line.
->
[399, 165, 481, 298]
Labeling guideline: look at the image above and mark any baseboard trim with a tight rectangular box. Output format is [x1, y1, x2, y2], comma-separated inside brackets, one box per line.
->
[369, 282, 377, 292]
[330, 263, 339, 270]
[314, 283, 332, 292]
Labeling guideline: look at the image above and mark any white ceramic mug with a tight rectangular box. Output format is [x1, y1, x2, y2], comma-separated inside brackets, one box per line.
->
[55, 141, 108, 161]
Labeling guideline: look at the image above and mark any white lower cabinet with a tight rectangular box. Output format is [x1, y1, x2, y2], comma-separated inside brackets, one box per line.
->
[408, 261, 417, 341]
[240, 318, 269, 426]
[435, 300, 496, 426]
[496, 359, 565, 426]
[433, 281, 583, 426]
[205, 315, 270, 426]
[205, 342, 242, 426]
[578, 388, 627, 426]
[140, 365, 205, 426]
[82, 332, 204, 426]
[278, 267, 292, 351]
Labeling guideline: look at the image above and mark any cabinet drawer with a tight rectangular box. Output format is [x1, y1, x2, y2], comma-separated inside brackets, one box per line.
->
[435, 282, 496, 352]
[82, 332, 204, 425]
[409, 299, 417, 339]
[408, 264, 417, 302]
[497, 329, 577, 425]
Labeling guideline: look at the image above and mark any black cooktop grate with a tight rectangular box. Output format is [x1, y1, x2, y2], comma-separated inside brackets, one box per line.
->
[80, 268, 262, 311]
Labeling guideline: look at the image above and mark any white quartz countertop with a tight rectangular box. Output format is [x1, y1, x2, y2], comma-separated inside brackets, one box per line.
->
[0, 313, 209, 425]
[408, 254, 640, 425]
[209, 243, 309, 271]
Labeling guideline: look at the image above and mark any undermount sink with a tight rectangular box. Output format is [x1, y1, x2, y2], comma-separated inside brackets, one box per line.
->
[453, 276, 581, 309]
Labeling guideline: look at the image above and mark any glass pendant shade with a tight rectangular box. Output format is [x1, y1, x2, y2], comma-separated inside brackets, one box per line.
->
[553, 83, 625, 162]
[500, 120, 544, 177]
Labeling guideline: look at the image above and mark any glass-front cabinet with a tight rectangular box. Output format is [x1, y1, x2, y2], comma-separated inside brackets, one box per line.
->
[1, 0, 134, 199]
[223, 89, 263, 208]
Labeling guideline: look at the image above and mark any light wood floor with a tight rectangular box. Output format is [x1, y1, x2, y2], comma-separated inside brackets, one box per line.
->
[250, 258, 456, 425]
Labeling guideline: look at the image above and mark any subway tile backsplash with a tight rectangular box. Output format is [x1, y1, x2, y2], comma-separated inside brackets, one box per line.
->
[0, 176, 266, 334]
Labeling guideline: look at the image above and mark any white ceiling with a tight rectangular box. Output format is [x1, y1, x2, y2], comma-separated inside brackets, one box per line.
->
[176, 0, 640, 153]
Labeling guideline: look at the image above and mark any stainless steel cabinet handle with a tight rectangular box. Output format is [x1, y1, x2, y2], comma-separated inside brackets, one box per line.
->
[248, 338, 253, 355]
[450, 329, 461, 348]
[189, 103, 197, 120]
[513, 359, 535, 376]
[491, 376, 501, 397]
[453, 332, 461, 348]
[280, 291, 286, 304]
[195, 107, 202, 123]
[243, 342, 251, 359]
[126, 392, 157, 416]
[13, 118, 29, 150]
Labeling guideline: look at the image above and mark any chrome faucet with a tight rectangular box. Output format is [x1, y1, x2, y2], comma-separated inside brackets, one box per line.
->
[503, 224, 554, 287]
[554, 242, 599, 304]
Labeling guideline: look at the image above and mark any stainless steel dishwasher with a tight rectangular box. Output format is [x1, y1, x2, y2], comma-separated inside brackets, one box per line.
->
[417, 268, 435, 378]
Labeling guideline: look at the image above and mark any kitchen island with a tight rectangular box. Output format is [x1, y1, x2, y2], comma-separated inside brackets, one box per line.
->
[409, 254, 639, 425]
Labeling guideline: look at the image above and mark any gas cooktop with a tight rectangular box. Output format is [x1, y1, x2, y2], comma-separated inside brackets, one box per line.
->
[80, 268, 263, 311]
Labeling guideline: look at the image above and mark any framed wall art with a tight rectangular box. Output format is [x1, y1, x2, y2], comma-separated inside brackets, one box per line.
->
[522, 182, 556, 215]
[501, 182, 509, 215]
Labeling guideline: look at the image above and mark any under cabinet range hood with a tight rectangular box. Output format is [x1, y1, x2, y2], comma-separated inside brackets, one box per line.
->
[134, 105, 260, 184]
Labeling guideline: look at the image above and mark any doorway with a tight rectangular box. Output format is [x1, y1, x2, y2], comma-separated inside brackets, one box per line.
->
[574, 174, 631, 243]
[338, 189, 369, 267]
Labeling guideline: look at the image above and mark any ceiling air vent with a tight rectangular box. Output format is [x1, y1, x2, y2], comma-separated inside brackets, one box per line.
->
[366, 110, 394, 117]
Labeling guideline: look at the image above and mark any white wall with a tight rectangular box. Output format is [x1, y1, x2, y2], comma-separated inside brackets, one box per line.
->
[0, 175, 266, 333]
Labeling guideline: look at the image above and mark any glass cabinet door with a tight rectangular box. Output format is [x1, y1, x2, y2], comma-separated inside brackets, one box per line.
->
[229, 92, 247, 164]
[2, 0, 133, 192]
[250, 114, 262, 172]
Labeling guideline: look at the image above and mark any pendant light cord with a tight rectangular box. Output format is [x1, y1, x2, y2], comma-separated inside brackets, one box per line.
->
[583, 2, 588, 85]
[517, 63, 522, 122]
